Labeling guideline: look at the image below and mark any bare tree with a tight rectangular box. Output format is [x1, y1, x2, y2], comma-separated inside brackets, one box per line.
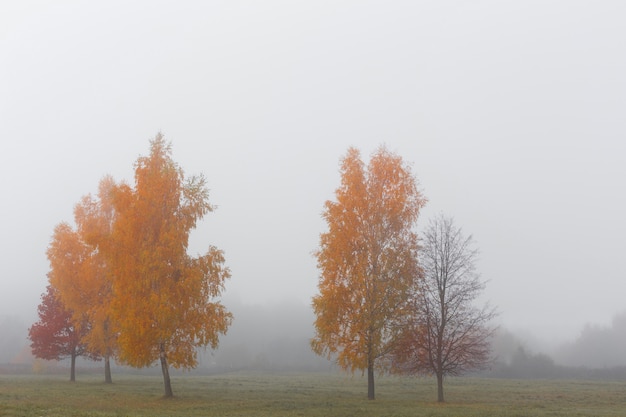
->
[392, 214, 496, 402]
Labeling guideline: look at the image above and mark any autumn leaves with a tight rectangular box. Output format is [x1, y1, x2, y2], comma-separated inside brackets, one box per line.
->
[311, 146, 494, 402]
[312, 147, 426, 400]
[30, 134, 232, 397]
[30, 135, 492, 401]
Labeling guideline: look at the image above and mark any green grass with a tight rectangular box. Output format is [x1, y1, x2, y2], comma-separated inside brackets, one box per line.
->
[0, 372, 625, 416]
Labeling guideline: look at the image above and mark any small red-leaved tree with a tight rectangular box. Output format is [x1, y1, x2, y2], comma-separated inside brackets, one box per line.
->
[28, 285, 96, 381]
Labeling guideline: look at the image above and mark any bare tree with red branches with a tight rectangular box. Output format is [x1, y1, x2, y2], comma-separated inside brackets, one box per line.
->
[393, 214, 496, 402]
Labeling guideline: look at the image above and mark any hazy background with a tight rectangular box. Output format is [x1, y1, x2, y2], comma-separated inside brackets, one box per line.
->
[1, 1, 625, 367]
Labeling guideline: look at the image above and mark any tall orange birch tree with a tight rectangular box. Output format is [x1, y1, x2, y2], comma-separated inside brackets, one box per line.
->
[107, 134, 232, 398]
[312, 146, 426, 400]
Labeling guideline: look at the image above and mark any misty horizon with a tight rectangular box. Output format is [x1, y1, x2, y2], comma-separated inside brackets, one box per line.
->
[2, 1, 625, 370]
[3, 295, 626, 374]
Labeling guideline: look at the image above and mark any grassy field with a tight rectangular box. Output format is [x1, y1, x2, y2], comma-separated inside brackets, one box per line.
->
[0, 372, 625, 416]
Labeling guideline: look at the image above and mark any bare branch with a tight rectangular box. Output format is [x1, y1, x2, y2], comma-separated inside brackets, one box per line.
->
[391, 213, 497, 402]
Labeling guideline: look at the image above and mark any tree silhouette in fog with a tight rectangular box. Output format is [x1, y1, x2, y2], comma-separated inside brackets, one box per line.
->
[393, 214, 496, 402]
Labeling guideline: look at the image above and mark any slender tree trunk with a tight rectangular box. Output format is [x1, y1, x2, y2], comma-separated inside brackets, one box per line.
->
[104, 355, 112, 384]
[103, 320, 113, 384]
[160, 346, 173, 398]
[436, 372, 444, 403]
[436, 315, 445, 403]
[367, 362, 375, 400]
[70, 353, 76, 382]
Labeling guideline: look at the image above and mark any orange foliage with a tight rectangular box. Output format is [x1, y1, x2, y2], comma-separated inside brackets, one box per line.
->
[40, 133, 231, 395]
[73, 177, 118, 380]
[47, 176, 118, 381]
[46, 222, 91, 310]
[103, 134, 231, 395]
[312, 146, 426, 399]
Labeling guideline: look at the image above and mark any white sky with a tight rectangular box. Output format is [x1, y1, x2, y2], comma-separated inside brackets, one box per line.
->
[1, 0, 625, 346]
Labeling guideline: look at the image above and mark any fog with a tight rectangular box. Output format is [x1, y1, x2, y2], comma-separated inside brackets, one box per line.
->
[2, 1, 626, 372]
[199, 298, 330, 373]
[555, 312, 626, 369]
[4, 300, 626, 376]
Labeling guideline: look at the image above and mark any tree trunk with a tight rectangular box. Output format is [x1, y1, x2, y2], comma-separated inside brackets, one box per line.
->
[367, 363, 375, 400]
[103, 320, 113, 384]
[104, 355, 112, 384]
[436, 372, 444, 403]
[160, 346, 173, 398]
[70, 352, 76, 382]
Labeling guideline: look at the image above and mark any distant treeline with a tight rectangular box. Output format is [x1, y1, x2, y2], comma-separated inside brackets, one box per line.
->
[3, 306, 626, 378]
[482, 347, 626, 380]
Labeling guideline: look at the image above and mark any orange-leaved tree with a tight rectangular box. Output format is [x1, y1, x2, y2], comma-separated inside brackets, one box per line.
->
[106, 133, 232, 397]
[47, 178, 118, 384]
[312, 146, 426, 400]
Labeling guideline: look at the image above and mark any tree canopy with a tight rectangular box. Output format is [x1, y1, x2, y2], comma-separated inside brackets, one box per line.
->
[104, 134, 232, 397]
[33, 134, 232, 396]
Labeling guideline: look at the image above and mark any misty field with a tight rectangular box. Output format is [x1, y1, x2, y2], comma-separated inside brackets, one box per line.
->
[1, 372, 625, 417]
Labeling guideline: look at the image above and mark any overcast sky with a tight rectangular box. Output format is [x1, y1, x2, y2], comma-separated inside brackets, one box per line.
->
[1, 1, 625, 347]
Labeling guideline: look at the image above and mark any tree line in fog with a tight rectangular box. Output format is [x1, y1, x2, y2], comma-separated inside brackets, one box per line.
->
[4, 308, 626, 378]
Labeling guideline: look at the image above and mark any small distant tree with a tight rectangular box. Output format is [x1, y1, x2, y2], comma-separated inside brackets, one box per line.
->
[312, 146, 426, 400]
[28, 285, 96, 381]
[393, 214, 496, 402]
